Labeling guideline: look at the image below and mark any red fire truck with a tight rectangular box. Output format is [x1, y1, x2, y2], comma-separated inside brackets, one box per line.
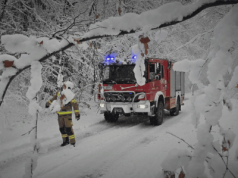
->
[97, 58, 185, 126]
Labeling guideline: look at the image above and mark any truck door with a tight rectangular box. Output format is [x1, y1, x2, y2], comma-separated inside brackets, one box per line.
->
[149, 63, 165, 98]
[156, 63, 166, 92]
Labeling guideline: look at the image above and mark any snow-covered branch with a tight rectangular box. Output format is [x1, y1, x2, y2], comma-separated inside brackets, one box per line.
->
[1, 0, 237, 108]
[82, 0, 238, 39]
[0, 41, 74, 106]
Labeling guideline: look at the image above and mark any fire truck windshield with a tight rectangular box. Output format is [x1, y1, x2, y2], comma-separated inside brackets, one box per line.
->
[102, 65, 136, 84]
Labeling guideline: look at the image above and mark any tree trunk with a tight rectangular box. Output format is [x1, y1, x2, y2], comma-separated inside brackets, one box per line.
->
[0, 0, 8, 22]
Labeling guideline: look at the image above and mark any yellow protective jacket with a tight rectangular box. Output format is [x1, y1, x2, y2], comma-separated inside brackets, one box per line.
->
[46, 91, 80, 118]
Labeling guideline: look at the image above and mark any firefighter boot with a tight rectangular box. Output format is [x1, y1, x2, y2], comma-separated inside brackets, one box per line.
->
[61, 137, 69, 147]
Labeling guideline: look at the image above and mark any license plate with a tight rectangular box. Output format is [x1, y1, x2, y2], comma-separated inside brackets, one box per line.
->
[115, 108, 123, 113]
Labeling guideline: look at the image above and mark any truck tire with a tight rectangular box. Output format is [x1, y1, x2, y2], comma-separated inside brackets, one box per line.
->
[104, 112, 111, 122]
[110, 113, 119, 122]
[150, 100, 164, 126]
[170, 98, 180, 116]
[104, 112, 119, 122]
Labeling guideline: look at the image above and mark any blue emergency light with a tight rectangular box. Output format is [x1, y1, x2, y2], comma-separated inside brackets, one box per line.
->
[104, 55, 116, 64]
[130, 55, 137, 63]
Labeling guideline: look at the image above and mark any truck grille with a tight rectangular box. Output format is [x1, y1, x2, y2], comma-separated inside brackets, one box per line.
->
[104, 92, 139, 102]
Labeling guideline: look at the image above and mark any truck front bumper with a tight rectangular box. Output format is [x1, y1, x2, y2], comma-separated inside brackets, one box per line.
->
[99, 101, 150, 114]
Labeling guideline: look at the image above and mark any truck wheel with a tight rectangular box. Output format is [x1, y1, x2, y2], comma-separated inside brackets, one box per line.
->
[104, 112, 111, 122]
[150, 100, 164, 126]
[110, 113, 119, 122]
[104, 112, 119, 122]
[170, 98, 180, 116]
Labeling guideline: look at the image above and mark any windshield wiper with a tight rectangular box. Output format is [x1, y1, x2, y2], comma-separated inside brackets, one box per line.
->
[123, 79, 136, 83]
[104, 79, 117, 84]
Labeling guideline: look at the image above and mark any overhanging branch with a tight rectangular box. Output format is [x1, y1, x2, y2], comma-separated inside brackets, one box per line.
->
[79, 0, 238, 42]
[0, 43, 74, 106]
[0, 0, 237, 107]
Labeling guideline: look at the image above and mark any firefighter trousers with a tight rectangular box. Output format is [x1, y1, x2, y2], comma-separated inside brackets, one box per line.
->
[58, 115, 75, 144]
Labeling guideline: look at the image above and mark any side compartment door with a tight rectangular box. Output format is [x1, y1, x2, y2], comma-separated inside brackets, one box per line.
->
[170, 66, 176, 109]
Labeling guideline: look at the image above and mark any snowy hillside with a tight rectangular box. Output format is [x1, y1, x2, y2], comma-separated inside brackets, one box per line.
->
[0, 93, 238, 178]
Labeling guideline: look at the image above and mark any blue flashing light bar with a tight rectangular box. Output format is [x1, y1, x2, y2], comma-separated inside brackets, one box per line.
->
[130, 55, 137, 63]
[104, 54, 116, 64]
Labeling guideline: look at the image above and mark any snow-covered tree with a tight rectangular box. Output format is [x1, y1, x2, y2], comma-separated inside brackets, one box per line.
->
[1, 0, 238, 177]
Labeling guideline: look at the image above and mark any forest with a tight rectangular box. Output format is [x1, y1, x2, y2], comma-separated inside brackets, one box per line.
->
[0, 0, 238, 178]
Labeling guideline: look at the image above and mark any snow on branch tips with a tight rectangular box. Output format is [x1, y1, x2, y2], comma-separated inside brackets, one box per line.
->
[160, 4, 238, 178]
[0, 34, 72, 106]
[1, 34, 68, 69]
[173, 59, 205, 85]
[26, 61, 42, 115]
[82, 0, 238, 38]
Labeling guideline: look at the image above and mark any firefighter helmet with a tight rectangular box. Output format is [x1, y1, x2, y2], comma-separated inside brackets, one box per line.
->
[63, 81, 74, 90]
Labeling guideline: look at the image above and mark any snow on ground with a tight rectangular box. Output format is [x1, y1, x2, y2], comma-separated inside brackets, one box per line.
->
[0, 93, 238, 178]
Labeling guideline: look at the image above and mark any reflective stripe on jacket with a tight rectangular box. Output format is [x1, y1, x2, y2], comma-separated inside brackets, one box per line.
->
[57, 110, 79, 115]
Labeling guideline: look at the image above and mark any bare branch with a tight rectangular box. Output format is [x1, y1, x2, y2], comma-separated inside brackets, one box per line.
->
[22, 126, 36, 136]
[52, 5, 91, 37]
[167, 132, 195, 150]
[212, 144, 237, 178]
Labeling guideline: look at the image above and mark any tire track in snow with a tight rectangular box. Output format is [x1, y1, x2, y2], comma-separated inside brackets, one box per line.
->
[34, 110, 188, 178]
[1, 99, 191, 178]
[0, 120, 116, 173]
[0, 116, 147, 177]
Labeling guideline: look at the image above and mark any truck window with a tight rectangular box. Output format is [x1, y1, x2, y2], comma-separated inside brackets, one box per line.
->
[155, 63, 163, 80]
[161, 65, 164, 78]
[149, 64, 155, 80]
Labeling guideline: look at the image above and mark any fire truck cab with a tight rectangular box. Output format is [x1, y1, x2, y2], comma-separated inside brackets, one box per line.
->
[97, 58, 185, 126]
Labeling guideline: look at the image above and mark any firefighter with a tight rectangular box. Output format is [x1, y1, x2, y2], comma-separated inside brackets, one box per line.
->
[45, 81, 80, 147]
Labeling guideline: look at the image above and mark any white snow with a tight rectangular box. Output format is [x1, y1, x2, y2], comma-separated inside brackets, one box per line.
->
[1, 34, 68, 69]
[161, 148, 191, 172]
[132, 44, 146, 86]
[155, 29, 168, 44]
[0, 95, 237, 178]
[0, 1, 237, 178]
[49, 100, 61, 113]
[0, 54, 17, 70]
[61, 89, 75, 105]
[23, 61, 43, 178]
[228, 66, 238, 89]
[173, 59, 205, 84]
[83, 0, 217, 38]
[171, 4, 238, 178]
[64, 81, 74, 89]
[0, 67, 18, 103]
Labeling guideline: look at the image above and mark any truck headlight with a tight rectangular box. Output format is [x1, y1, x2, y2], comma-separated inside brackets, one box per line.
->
[100, 103, 105, 107]
[138, 95, 145, 99]
[138, 105, 148, 109]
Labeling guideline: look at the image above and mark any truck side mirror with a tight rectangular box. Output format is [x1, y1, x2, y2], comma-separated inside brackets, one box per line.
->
[155, 75, 161, 80]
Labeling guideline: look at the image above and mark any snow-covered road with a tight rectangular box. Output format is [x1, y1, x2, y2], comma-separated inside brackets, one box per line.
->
[34, 108, 191, 178]
[0, 96, 238, 178]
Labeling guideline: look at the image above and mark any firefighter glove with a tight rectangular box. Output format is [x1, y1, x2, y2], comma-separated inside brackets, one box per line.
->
[45, 103, 49, 108]
[76, 114, 80, 121]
